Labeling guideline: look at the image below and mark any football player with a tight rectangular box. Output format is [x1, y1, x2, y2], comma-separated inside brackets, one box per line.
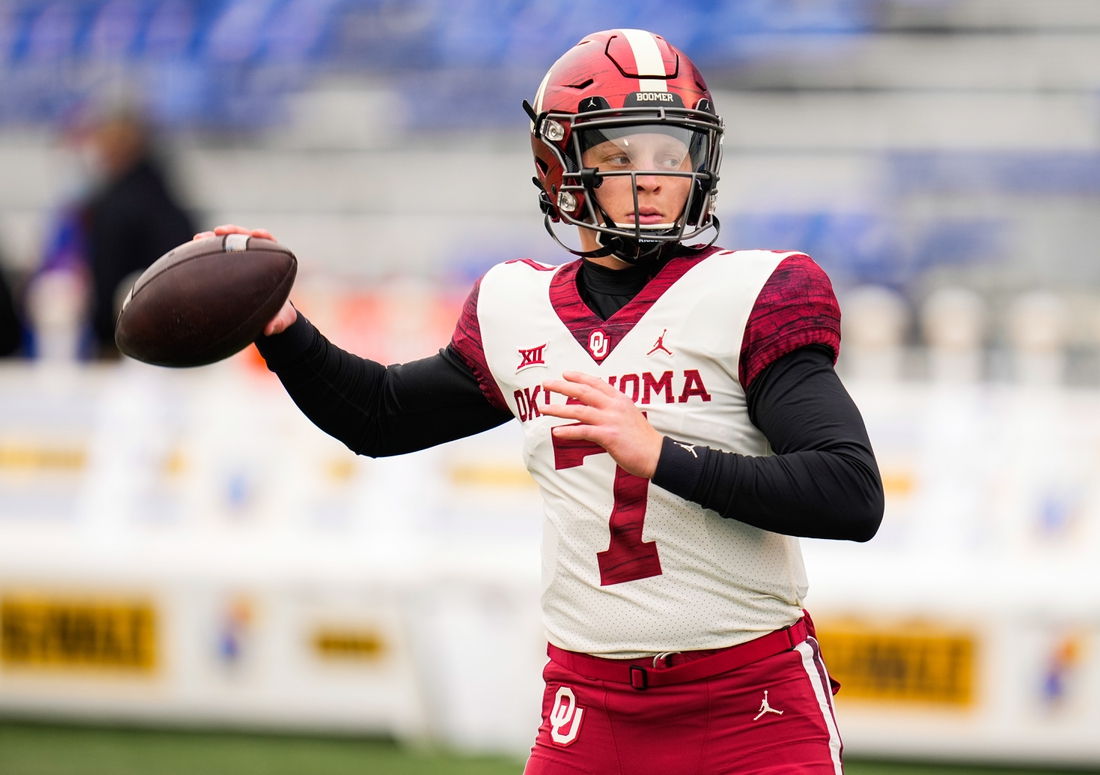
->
[202, 29, 882, 775]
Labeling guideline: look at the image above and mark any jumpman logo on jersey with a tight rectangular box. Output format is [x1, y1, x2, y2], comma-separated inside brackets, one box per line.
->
[647, 329, 673, 357]
[674, 442, 698, 458]
[753, 691, 784, 721]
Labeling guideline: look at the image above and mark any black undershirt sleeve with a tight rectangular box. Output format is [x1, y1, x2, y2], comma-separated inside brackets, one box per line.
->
[651, 345, 883, 542]
[256, 266, 882, 543]
[254, 311, 512, 456]
[253, 259, 662, 458]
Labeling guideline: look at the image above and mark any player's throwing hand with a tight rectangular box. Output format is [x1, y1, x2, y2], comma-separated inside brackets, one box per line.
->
[541, 371, 664, 479]
[192, 223, 277, 242]
[192, 224, 297, 336]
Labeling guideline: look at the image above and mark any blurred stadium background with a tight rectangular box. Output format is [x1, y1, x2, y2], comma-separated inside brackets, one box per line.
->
[1, 0, 1099, 772]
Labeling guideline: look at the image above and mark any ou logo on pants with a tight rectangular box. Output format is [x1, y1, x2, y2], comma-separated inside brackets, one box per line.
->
[549, 686, 585, 746]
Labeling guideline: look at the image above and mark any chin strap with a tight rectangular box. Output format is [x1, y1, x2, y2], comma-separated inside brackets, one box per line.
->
[589, 200, 668, 264]
[541, 215, 720, 265]
[541, 201, 722, 264]
[542, 216, 616, 258]
[597, 230, 670, 265]
[608, 215, 722, 264]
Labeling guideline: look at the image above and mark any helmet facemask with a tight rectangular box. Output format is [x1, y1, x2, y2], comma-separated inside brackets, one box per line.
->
[533, 103, 723, 264]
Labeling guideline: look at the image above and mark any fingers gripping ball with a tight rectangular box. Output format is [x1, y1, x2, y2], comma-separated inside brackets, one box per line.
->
[114, 234, 296, 367]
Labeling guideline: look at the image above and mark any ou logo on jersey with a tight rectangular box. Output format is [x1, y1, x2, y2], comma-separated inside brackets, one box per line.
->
[588, 329, 609, 360]
[549, 686, 585, 746]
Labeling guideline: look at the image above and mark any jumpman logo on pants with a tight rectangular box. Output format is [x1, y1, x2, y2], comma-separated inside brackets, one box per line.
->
[753, 690, 784, 721]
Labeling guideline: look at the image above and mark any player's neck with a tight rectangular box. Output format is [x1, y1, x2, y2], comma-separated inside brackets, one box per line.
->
[585, 254, 633, 270]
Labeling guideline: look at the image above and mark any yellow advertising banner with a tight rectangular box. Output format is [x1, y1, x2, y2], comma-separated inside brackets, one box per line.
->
[1, 595, 157, 673]
[312, 628, 387, 662]
[817, 622, 976, 707]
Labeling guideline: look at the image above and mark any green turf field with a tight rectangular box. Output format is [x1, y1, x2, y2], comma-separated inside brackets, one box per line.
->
[0, 722, 1094, 775]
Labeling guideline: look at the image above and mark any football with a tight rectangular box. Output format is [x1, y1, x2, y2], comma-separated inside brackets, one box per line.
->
[115, 234, 297, 367]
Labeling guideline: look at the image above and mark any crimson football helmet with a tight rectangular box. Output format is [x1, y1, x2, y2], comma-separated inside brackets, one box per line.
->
[525, 29, 723, 263]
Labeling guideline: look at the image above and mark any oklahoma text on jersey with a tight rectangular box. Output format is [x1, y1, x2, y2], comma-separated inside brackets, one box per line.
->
[514, 369, 712, 423]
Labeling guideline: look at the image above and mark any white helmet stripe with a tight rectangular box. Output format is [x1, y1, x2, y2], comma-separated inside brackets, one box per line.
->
[533, 67, 554, 117]
[619, 28, 668, 92]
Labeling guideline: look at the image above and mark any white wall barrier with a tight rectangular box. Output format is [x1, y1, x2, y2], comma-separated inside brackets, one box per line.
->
[0, 361, 1097, 766]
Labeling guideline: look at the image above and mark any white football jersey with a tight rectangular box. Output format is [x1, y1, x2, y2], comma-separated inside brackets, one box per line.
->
[456, 248, 823, 658]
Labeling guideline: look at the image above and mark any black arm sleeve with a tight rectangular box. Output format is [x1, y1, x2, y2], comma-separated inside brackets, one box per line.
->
[255, 312, 513, 456]
[651, 345, 883, 542]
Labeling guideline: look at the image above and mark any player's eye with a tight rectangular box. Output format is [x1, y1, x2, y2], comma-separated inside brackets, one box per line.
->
[656, 150, 688, 169]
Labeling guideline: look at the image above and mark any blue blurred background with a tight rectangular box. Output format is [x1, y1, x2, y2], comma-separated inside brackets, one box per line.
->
[2, 0, 1099, 347]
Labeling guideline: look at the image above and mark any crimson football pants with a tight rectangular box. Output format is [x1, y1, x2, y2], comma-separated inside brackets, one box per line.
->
[524, 633, 842, 775]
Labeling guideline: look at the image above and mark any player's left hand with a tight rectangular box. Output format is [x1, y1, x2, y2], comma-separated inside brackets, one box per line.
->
[541, 371, 664, 479]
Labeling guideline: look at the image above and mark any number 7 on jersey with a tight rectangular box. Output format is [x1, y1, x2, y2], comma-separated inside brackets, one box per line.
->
[552, 433, 663, 586]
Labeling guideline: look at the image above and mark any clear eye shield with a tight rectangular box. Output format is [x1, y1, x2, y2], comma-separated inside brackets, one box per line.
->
[577, 124, 706, 168]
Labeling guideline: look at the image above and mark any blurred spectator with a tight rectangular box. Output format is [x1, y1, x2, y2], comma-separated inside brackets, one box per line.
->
[78, 109, 195, 358]
[0, 261, 20, 357]
[29, 209, 90, 360]
[28, 108, 196, 360]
